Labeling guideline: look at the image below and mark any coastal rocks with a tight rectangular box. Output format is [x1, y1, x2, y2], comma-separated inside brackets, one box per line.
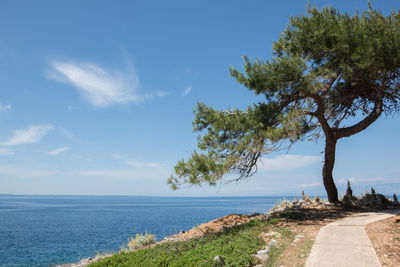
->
[52, 257, 95, 267]
[162, 214, 251, 243]
[268, 200, 293, 214]
[77, 257, 92, 267]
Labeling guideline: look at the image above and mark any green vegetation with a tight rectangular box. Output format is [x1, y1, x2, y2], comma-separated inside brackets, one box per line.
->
[90, 218, 293, 267]
[168, 2, 400, 203]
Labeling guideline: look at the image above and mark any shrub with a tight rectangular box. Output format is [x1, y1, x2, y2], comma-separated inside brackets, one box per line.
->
[120, 233, 156, 252]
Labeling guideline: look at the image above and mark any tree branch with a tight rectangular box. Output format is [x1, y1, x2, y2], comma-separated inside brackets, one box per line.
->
[321, 70, 341, 97]
[310, 94, 334, 139]
[335, 94, 383, 139]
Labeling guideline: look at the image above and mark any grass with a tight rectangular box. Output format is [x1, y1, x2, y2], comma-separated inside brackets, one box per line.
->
[90, 217, 291, 267]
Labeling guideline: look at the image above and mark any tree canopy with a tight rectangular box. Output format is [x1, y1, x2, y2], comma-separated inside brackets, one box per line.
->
[168, 3, 400, 202]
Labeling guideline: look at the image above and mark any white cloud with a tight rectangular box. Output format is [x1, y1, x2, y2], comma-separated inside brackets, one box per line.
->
[338, 177, 385, 184]
[0, 165, 58, 178]
[258, 154, 321, 171]
[0, 148, 14, 156]
[182, 86, 192, 96]
[48, 60, 144, 107]
[0, 125, 53, 146]
[300, 182, 321, 188]
[48, 146, 70, 156]
[0, 104, 11, 112]
[74, 161, 171, 180]
[59, 127, 82, 143]
[106, 152, 127, 159]
[125, 159, 169, 170]
[155, 91, 170, 97]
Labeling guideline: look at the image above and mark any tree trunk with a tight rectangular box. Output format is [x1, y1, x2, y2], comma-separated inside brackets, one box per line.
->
[323, 137, 338, 202]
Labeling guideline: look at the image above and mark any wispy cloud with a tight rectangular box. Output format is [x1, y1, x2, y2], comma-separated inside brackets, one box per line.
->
[59, 127, 82, 143]
[0, 104, 11, 112]
[155, 91, 170, 97]
[182, 86, 192, 96]
[0, 148, 14, 156]
[0, 125, 53, 146]
[106, 152, 127, 159]
[259, 154, 321, 171]
[48, 60, 145, 107]
[300, 182, 321, 188]
[125, 159, 169, 170]
[48, 146, 70, 156]
[74, 161, 171, 180]
[0, 165, 58, 178]
[338, 177, 385, 184]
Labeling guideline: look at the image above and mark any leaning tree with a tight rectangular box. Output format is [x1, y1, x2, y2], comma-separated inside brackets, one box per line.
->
[168, 4, 400, 202]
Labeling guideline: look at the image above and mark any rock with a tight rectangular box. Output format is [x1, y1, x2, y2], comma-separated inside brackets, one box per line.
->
[253, 247, 269, 262]
[314, 196, 321, 203]
[213, 255, 225, 266]
[293, 199, 305, 208]
[265, 231, 281, 238]
[269, 239, 277, 247]
[249, 212, 261, 217]
[394, 215, 400, 223]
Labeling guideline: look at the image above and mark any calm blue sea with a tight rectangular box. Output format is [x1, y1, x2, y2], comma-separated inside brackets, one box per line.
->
[0, 195, 292, 267]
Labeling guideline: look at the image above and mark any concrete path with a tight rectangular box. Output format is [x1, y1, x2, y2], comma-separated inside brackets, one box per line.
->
[305, 209, 400, 267]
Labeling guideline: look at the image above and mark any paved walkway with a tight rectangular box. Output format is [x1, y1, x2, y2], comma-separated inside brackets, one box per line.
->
[305, 209, 400, 267]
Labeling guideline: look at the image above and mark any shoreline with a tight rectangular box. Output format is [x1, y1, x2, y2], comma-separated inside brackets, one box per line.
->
[56, 192, 400, 266]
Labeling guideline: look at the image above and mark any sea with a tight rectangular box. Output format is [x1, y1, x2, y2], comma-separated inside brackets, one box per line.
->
[0, 195, 294, 267]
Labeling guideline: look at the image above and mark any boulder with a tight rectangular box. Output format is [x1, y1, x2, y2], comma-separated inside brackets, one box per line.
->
[213, 255, 225, 266]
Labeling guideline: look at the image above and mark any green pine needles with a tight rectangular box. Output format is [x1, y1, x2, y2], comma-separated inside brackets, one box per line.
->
[168, 2, 400, 202]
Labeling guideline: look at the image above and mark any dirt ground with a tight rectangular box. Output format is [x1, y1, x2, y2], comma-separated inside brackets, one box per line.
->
[366, 215, 400, 267]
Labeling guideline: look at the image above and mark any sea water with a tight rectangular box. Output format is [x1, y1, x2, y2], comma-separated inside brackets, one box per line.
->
[0, 195, 292, 267]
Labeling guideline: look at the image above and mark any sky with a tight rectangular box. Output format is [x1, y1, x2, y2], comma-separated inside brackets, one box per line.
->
[0, 0, 399, 197]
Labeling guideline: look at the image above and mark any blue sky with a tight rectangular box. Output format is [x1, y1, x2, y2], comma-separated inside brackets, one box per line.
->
[0, 0, 399, 196]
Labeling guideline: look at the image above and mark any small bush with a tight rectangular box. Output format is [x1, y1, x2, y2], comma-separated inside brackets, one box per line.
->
[120, 233, 156, 252]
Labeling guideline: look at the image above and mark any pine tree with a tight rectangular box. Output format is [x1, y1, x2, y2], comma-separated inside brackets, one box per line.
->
[168, 3, 400, 202]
